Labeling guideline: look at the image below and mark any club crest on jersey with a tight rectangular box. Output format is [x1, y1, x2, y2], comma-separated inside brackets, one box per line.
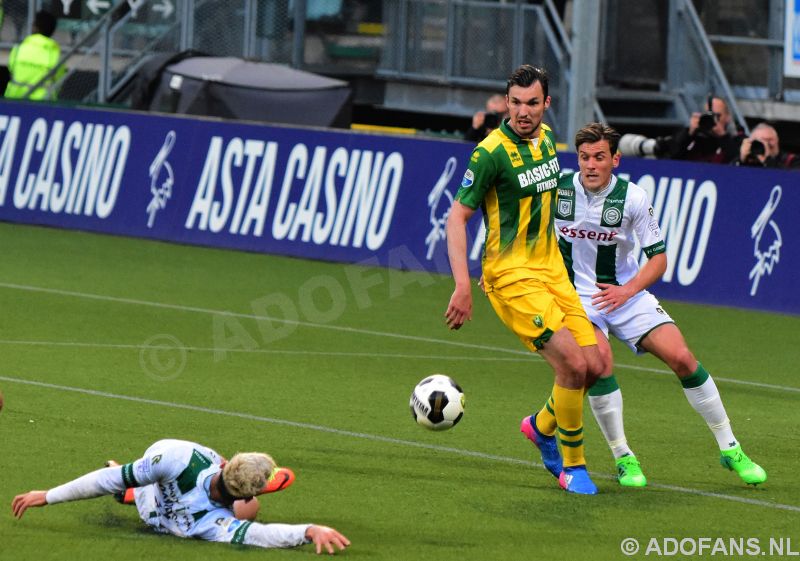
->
[461, 169, 474, 188]
[533, 315, 544, 328]
[602, 207, 622, 226]
[558, 199, 573, 217]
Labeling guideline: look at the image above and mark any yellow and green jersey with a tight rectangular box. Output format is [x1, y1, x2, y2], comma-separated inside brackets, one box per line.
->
[455, 120, 566, 288]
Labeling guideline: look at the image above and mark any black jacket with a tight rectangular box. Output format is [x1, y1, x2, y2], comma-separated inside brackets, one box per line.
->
[667, 127, 743, 164]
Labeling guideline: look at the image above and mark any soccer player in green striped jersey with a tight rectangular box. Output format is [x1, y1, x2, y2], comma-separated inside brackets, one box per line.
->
[12, 439, 350, 554]
[553, 122, 766, 488]
[445, 65, 604, 495]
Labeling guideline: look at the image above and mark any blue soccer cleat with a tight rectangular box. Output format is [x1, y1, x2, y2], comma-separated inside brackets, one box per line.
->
[558, 465, 598, 495]
[520, 414, 562, 478]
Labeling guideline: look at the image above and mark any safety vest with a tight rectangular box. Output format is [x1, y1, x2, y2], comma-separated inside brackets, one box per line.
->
[5, 33, 63, 100]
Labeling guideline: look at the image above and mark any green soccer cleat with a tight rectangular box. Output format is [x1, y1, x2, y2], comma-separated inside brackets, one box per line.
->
[615, 454, 647, 487]
[720, 445, 767, 486]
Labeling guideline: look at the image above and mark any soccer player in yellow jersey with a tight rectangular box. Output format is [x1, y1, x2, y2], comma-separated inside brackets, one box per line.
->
[445, 65, 603, 494]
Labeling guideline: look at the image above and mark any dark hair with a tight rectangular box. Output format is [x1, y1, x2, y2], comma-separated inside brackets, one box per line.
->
[574, 122, 621, 155]
[34, 10, 58, 37]
[506, 64, 549, 99]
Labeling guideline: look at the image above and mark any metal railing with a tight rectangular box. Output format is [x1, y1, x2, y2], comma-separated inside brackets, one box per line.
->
[10, 0, 181, 103]
[1, 0, 774, 139]
[667, 0, 750, 134]
[378, 0, 588, 141]
[3, 0, 363, 104]
[704, 0, 785, 100]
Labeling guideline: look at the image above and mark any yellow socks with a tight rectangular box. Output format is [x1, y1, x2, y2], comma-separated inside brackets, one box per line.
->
[534, 392, 557, 435]
[552, 384, 586, 467]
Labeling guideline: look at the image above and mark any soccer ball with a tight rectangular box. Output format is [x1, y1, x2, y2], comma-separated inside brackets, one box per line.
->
[409, 374, 465, 431]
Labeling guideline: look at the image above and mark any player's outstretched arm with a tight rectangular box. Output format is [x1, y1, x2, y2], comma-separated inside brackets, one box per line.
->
[15, 460, 161, 516]
[305, 525, 351, 555]
[239, 521, 350, 553]
[11, 491, 48, 519]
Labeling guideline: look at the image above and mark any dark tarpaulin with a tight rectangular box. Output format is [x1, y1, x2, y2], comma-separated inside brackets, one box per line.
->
[148, 56, 352, 128]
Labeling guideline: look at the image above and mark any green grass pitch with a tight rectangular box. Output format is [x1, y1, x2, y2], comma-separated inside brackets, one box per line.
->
[0, 222, 798, 561]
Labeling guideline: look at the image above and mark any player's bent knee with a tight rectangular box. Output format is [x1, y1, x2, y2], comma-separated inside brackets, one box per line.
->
[584, 369, 601, 389]
[562, 354, 589, 382]
[588, 352, 607, 378]
[669, 360, 694, 378]
[666, 347, 696, 378]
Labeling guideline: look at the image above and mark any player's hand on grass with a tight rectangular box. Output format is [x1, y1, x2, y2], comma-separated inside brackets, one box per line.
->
[12, 491, 48, 519]
[592, 282, 636, 313]
[445, 285, 472, 330]
[305, 525, 350, 555]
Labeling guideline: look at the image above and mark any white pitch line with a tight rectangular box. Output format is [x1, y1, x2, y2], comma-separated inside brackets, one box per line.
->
[0, 337, 797, 394]
[0, 281, 530, 356]
[1, 375, 798, 514]
[613, 362, 800, 394]
[0, 340, 532, 362]
[0, 282, 797, 393]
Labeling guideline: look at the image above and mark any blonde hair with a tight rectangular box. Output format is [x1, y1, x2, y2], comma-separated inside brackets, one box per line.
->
[222, 452, 275, 498]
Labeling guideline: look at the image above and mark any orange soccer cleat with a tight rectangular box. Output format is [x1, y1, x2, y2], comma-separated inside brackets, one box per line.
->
[218, 461, 295, 496]
[259, 466, 295, 495]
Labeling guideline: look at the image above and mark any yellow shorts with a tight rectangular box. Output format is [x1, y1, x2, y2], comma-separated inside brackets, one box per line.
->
[486, 277, 597, 352]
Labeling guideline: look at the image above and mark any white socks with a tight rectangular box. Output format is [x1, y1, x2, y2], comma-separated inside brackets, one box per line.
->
[682, 376, 738, 451]
[589, 389, 634, 459]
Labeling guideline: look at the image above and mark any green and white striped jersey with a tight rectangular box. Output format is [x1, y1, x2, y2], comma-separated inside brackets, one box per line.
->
[555, 172, 665, 297]
[126, 439, 230, 537]
[128, 440, 309, 546]
[45, 439, 310, 548]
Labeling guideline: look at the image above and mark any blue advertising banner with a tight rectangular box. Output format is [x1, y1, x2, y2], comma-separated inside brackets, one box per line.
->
[0, 101, 796, 315]
[592, 158, 796, 315]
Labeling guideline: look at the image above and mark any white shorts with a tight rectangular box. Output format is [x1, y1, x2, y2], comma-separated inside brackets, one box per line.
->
[134, 485, 245, 543]
[582, 290, 673, 354]
[135, 485, 169, 534]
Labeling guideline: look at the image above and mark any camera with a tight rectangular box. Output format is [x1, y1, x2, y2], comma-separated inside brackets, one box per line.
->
[483, 111, 501, 130]
[697, 111, 717, 133]
[695, 94, 719, 136]
[741, 139, 767, 166]
[618, 134, 671, 158]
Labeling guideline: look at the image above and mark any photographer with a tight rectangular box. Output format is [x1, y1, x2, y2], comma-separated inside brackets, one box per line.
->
[464, 93, 509, 143]
[736, 122, 800, 170]
[669, 96, 743, 164]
